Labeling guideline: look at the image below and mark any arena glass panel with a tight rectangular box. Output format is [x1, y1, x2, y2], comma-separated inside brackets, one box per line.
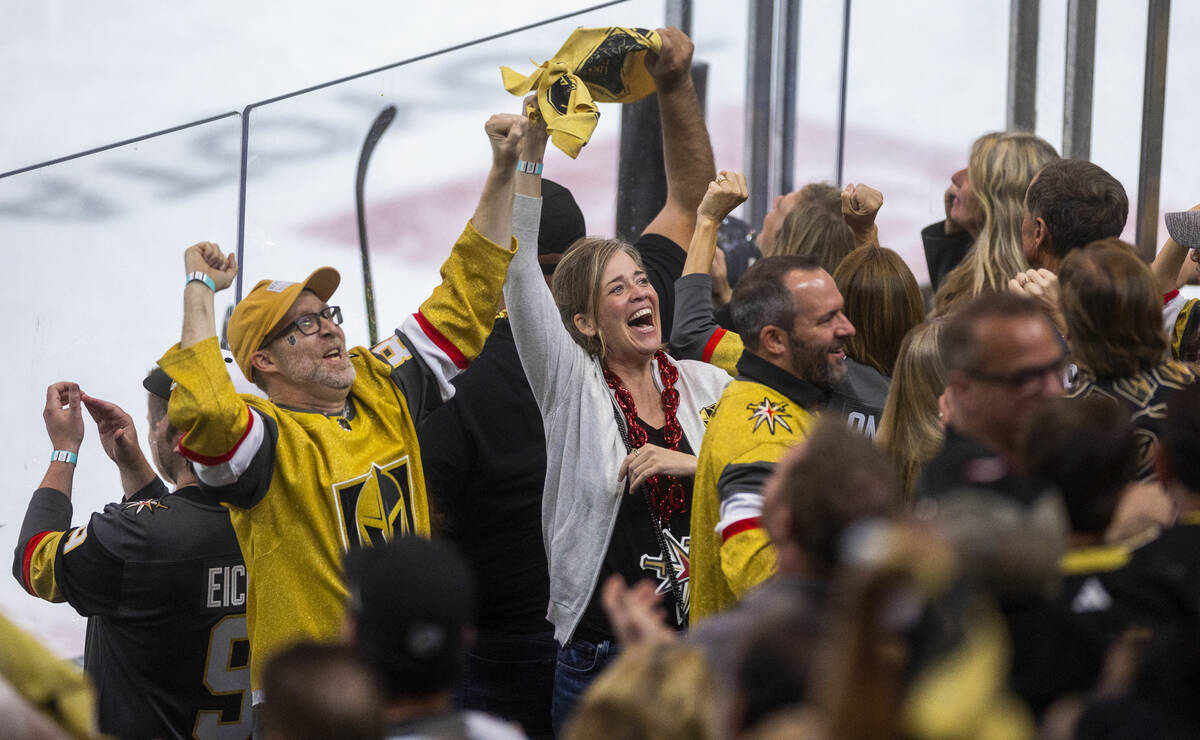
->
[0, 0, 630, 178]
[238, 1, 671, 346]
[798, 0, 1012, 286]
[0, 114, 243, 657]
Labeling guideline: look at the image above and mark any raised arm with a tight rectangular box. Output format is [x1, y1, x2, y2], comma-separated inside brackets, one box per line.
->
[671, 173, 748, 374]
[502, 106, 592, 412]
[160, 243, 276, 507]
[14, 383, 84, 601]
[38, 383, 83, 497]
[471, 115, 525, 247]
[640, 27, 717, 247]
[15, 383, 159, 611]
[180, 243, 238, 350]
[1151, 204, 1200, 296]
[390, 115, 525, 406]
[681, 172, 748, 277]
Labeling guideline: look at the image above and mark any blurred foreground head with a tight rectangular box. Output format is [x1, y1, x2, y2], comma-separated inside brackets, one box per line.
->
[343, 537, 476, 701]
[764, 416, 901, 576]
[261, 642, 383, 740]
[817, 520, 1037, 739]
[563, 642, 720, 740]
[1022, 396, 1138, 539]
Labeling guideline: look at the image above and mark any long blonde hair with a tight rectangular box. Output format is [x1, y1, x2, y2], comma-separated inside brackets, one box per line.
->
[876, 319, 949, 498]
[933, 132, 1059, 315]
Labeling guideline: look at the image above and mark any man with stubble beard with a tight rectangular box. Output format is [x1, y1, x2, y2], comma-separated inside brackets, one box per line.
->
[689, 255, 855, 624]
[156, 112, 528, 718]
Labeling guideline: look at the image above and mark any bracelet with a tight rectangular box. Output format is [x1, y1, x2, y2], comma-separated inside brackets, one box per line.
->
[186, 271, 216, 292]
[50, 450, 78, 465]
[516, 160, 543, 175]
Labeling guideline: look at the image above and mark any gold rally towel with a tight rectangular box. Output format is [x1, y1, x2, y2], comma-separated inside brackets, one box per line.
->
[501, 27, 662, 158]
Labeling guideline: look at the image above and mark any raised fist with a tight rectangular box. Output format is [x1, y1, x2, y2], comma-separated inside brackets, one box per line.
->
[183, 242, 237, 291]
[841, 183, 884, 232]
[485, 113, 527, 169]
[645, 27, 694, 92]
[698, 171, 748, 222]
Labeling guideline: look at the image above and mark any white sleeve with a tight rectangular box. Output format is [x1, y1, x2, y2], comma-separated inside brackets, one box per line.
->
[503, 194, 590, 413]
[715, 491, 765, 536]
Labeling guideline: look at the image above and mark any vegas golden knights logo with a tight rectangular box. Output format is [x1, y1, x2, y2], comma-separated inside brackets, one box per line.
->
[333, 457, 414, 549]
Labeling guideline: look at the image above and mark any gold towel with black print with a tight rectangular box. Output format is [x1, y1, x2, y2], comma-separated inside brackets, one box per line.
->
[502, 27, 662, 158]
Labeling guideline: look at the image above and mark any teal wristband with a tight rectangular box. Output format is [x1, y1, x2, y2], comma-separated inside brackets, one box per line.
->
[516, 160, 543, 175]
[186, 271, 216, 292]
[50, 450, 78, 465]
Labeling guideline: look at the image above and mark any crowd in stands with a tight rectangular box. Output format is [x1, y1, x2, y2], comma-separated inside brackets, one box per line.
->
[6, 24, 1200, 740]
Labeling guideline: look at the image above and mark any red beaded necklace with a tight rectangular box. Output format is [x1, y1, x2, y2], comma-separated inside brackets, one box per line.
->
[603, 350, 687, 522]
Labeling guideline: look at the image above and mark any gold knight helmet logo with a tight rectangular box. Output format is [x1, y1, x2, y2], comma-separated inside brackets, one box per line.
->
[334, 457, 415, 549]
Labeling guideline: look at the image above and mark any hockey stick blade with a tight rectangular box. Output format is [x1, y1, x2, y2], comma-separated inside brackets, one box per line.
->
[355, 105, 397, 346]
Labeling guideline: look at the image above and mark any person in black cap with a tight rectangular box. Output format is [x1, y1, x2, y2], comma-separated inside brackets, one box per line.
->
[419, 178, 583, 739]
[12, 369, 250, 739]
[343, 537, 526, 740]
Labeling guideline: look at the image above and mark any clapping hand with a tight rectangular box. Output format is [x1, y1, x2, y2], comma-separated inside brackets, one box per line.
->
[81, 393, 142, 471]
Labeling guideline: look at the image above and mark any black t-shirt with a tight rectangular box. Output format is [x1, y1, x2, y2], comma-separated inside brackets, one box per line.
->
[921, 220, 973, 292]
[1009, 549, 1158, 716]
[419, 318, 552, 634]
[575, 419, 695, 643]
[634, 232, 687, 341]
[1125, 518, 1200, 629]
[914, 426, 1049, 506]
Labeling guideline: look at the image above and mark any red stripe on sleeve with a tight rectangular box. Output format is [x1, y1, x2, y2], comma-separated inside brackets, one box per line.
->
[701, 328, 728, 364]
[414, 311, 469, 370]
[721, 516, 763, 543]
[1164, 289, 1180, 305]
[21, 531, 55, 596]
[177, 406, 255, 465]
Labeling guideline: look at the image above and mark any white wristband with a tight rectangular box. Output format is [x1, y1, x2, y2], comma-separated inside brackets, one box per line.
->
[516, 160, 543, 175]
[186, 272, 216, 292]
[50, 450, 78, 465]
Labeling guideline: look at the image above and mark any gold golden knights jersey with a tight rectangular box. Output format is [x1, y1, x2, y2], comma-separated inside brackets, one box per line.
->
[690, 352, 825, 625]
[160, 221, 515, 694]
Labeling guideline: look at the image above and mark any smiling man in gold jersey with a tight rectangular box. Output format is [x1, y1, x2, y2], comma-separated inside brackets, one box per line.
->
[157, 113, 528, 707]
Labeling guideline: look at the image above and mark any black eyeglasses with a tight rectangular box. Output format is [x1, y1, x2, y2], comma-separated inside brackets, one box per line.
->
[262, 305, 342, 348]
[964, 355, 1068, 392]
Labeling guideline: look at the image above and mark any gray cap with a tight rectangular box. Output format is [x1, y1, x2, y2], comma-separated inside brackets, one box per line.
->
[1165, 210, 1200, 249]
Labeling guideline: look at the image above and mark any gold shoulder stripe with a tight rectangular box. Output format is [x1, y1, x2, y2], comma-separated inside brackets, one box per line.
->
[1060, 545, 1130, 575]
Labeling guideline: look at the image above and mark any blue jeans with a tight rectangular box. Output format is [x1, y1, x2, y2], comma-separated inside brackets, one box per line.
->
[455, 628, 556, 740]
[551, 638, 620, 735]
